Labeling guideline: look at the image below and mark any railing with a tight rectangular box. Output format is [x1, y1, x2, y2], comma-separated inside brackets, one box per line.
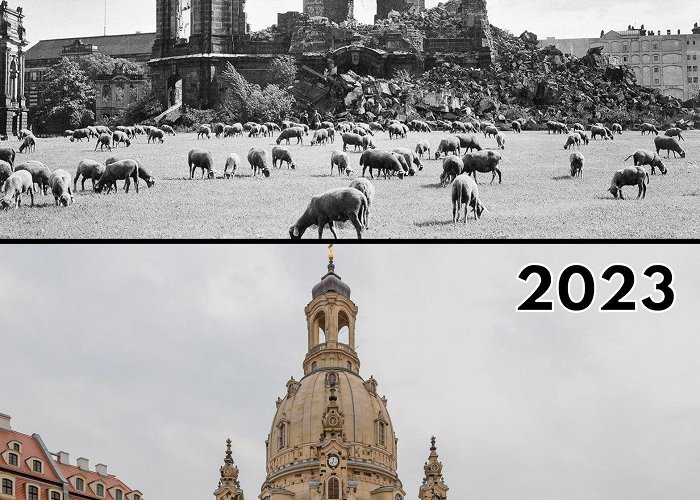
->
[307, 342, 356, 356]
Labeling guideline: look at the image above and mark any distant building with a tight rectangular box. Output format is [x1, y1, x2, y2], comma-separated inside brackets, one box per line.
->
[0, 413, 143, 500]
[0, 2, 28, 137]
[24, 32, 155, 121]
[540, 23, 700, 100]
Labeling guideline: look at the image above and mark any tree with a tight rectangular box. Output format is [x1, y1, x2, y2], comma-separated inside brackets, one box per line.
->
[117, 81, 164, 125]
[221, 63, 295, 123]
[35, 57, 95, 133]
[78, 53, 145, 79]
[268, 56, 297, 89]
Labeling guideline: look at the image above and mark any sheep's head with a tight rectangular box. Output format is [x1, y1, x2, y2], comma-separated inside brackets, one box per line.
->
[680, 151, 686, 158]
[125, 140, 131, 147]
[609, 186, 619, 198]
[476, 202, 485, 218]
[289, 225, 302, 239]
[0, 196, 12, 209]
[263, 168, 271, 178]
[58, 194, 70, 207]
[146, 177, 156, 187]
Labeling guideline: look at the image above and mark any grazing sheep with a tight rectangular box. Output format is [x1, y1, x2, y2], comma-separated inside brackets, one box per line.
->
[311, 128, 329, 146]
[105, 157, 155, 188]
[342, 132, 372, 152]
[461, 150, 503, 184]
[115, 126, 132, 138]
[227, 123, 244, 137]
[415, 140, 431, 159]
[604, 127, 615, 140]
[641, 123, 659, 135]
[609, 166, 649, 199]
[483, 125, 499, 138]
[577, 130, 590, 145]
[454, 134, 482, 152]
[1, 170, 34, 209]
[388, 123, 407, 140]
[289, 187, 367, 239]
[132, 125, 145, 136]
[573, 123, 585, 132]
[564, 133, 581, 150]
[0, 160, 12, 187]
[197, 125, 212, 139]
[95, 160, 140, 194]
[590, 125, 609, 140]
[247, 148, 271, 178]
[276, 127, 304, 145]
[64, 130, 74, 138]
[272, 146, 296, 169]
[0, 148, 15, 167]
[434, 137, 461, 159]
[360, 150, 405, 180]
[49, 169, 74, 207]
[369, 121, 384, 132]
[71, 129, 91, 142]
[95, 125, 111, 136]
[511, 120, 522, 133]
[654, 136, 685, 158]
[330, 151, 350, 176]
[15, 161, 51, 195]
[148, 128, 165, 144]
[452, 173, 484, 223]
[624, 150, 667, 175]
[18, 129, 32, 140]
[248, 124, 263, 137]
[440, 155, 464, 186]
[213, 123, 225, 138]
[112, 130, 131, 148]
[188, 149, 215, 179]
[392, 153, 410, 175]
[612, 123, 623, 134]
[74, 160, 106, 191]
[326, 128, 335, 143]
[450, 121, 468, 133]
[495, 133, 506, 150]
[393, 147, 423, 173]
[265, 122, 282, 133]
[161, 124, 176, 136]
[569, 152, 584, 178]
[349, 177, 375, 229]
[223, 153, 241, 178]
[86, 126, 99, 138]
[95, 133, 112, 151]
[664, 128, 684, 141]
[19, 135, 36, 153]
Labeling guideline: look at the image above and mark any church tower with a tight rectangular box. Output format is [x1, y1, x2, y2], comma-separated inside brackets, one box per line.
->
[418, 437, 448, 500]
[260, 248, 405, 500]
[214, 439, 245, 500]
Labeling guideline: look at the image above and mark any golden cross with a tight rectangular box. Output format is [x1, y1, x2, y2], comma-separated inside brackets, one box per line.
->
[328, 243, 334, 262]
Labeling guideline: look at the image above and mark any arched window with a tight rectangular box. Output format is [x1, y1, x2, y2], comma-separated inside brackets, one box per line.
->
[311, 361, 318, 372]
[347, 362, 352, 371]
[96, 484, 104, 496]
[378, 421, 385, 446]
[75, 478, 84, 491]
[327, 477, 340, 500]
[338, 310, 350, 345]
[2, 479, 13, 495]
[115, 490, 122, 500]
[28, 485, 39, 500]
[279, 423, 287, 449]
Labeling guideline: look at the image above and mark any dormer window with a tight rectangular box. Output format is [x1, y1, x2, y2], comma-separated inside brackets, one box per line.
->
[75, 478, 84, 491]
[134, 495, 140, 500]
[8, 452, 18, 466]
[115, 489, 123, 500]
[32, 459, 42, 473]
[96, 484, 104, 497]
[12, 443, 20, 452]
[51, 491, 61, 500]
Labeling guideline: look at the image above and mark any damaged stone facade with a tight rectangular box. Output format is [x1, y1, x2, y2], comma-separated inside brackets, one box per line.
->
[375, 0, 425, 22]
[303, 0, 354, 24]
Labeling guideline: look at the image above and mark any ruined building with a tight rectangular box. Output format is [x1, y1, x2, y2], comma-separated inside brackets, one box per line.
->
[149, 0, 495, 112]
[375, 0, 425, 22]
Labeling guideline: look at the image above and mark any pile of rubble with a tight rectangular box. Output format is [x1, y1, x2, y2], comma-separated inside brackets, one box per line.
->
[326, 25, 698, 127]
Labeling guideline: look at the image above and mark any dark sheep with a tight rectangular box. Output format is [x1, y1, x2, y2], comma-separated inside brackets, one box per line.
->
[664, 128, 684, 141]
[0, 148, 15, 167]
[75, 160, 106, 191]
[289, 187, 367, 239]
[570, 152, 584, 178]
[624, 149, 667, 175]
[311, 128, 329, 146]
[19, 135, 36, 153]
[612, 123, 623, 134]
[331, 151, 350, 176]
[148, 129, 165, 144]
[1, 170, 34, 209]
[49, 169, 74, 207]
[454, 134, 482, 152]
[342, 132, 372, 152]
[392, 147, 423, 173]
[71, 129, 91, 142]
[188, 149, 215, 179]
[388, 123, 406, 140]
[198, 125, 212, 139]
[461, 150, 502, 184]
[609, 166, 648, 199]
[654, 136, 685, 158]
[452, 173, 484, 223]
[434, 137, 461, 159]
[360, 150, 405, 180]
[272, 146, 296, 169]
[641, 123, 659, 135]
[213, 123, 225, 138]
[95, 133, 112, 151]
[276, 127, 304, 145]
[440, 155, 464, 186]
[511, 120, 522, 133]
[247, 148, 271, 178]
[15, 161, 51, 195]
[95, 160, 140, 194]
[112, 131, 131, 148]
[106, 157, 155, 188]
[415, 140, 431, 159]
[590, 125, 609, 140]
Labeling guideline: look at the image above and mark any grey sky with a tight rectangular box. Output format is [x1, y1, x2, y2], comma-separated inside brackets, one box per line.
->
[19, 0, 700, 49]
[1, 244, 699, 500]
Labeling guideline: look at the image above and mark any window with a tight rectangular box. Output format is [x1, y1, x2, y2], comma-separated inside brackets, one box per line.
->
[695, 77, 699, 83]
[654, 78, 660, 84]
[96, 484, 104, 497]
[694, 55, 697, 60]
[327, 478, 340, 500]
[2, 479, 12, 495]
[690, 77, 693, 83]
[654, 67, 660, 73]
[28, 485, 39, 500]
[694, 66, 698, 71]
[12, 443, 20, 452]
[134, 495, 140, 500]
[75, 478, 84, 491]
[623, 56, 628, 62]
[347, 362, 352, 370]
[378, 421, 385, 446]
[115, 489, 123, 500]
[688, 66, 692, 71]
[32, 460, 42, 473]
[9, 452, 18, 466]
[311, 361, 317, 372]
[653, 43, 658, 50]
[279, 423, 287, 449]
[653, 55, 659, 62]
[51, 491, 61, 500]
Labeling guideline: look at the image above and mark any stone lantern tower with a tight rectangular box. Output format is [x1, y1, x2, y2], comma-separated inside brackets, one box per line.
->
[418, 437, 448, 500]
[214, 439, 245, 500]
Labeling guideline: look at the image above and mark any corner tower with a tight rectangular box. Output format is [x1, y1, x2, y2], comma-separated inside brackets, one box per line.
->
[418, 437, 448, 500]
[261, 250, 404, 500]
[214, 439, 245, 500]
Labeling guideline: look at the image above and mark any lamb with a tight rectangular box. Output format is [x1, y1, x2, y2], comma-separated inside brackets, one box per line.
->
[95, 160, 140, 194]
[71, 129, 91, 142]
[342, 132, 372, 152]
[247, 148, 272, 178]
[112, 130, 131, 148]
[311, 128, 329, 146]
[19, 135, 36, 153]
[454, 134, 482, 152]
[330, 151, 350, 176]
[609, 166, 649, 199]
[349, 177, 375, 229]
[654, 136, 685, 158]
[95, 133, 112, 151]
[148, 128, 165, 144]
[434, 137, 461, 159]
[272, 146, 296, 169]
[289, 188, 367, 239]
[0, 148, 15, 167]
[624, 150, 667, 175]
[49, 169, 74, 207]
[440, 155, 464, 186]
[74, 159, 106, 191]
[415, 140, 431, 159]
[360, 150, 405, 180]
[641, 123, 659, 135]
[461, 150, 503, 184]
[276, 127, 304, 145]
[15, 161, 51, 195]
[161, 124, 176, 136]
[188, 149, 215, 179]
[511, 120, 522, 133]
[564, 133, 581, 150]
[392, 147, 423, 174]
[223, 153, 241, 178]
[612, 123, 623, 134]
[0, 160, 12, 186]
[664, 128, 684, 141]
[1, 170, 34, 209]
[452, 173, 484, 223]
[483, 125, 499, 138]
[495, 133, 506, 150]
[569, 152, 584, 178]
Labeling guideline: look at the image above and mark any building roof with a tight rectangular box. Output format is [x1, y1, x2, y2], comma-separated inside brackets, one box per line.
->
[311, 261, 351, 299]
[25, 32, 156, 61]
[54, 461, 139, 500]
[0, 428, 64, 484]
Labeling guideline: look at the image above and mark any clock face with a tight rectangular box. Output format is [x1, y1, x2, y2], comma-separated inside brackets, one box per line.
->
[328, 454, 340, 468]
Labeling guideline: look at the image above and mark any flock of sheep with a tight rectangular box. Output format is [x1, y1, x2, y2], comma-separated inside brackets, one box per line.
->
[0, 115, 691, 238]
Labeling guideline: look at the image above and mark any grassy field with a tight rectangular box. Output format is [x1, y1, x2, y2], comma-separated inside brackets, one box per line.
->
[1, 128, 698, 239]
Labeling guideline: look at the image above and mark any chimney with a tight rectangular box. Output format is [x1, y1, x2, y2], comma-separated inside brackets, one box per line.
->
[667, 29, 671, 35]
[678, 29, 681, 34]
[77, 457, 90, 471]
[95, 464, 108, 476]
[58, 452, 70, 465]
[0, 413, 11, 431]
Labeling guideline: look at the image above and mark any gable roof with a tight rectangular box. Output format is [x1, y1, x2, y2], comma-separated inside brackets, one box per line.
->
[0, 428, 63, 484]
[25, 33, 156, 61]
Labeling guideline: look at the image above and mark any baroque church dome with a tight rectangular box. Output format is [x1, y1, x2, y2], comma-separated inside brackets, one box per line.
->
[260, 252, 404, 500]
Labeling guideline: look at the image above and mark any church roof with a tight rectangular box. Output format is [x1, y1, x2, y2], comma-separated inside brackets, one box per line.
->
[311, 261, 351, 299]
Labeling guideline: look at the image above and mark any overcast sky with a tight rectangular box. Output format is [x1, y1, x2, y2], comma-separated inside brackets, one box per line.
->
[1, 244, 699, 500]
[17, 0, 700, 48]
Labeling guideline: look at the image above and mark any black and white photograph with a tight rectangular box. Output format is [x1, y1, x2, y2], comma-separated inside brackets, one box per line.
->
[0, 0, 698, 238]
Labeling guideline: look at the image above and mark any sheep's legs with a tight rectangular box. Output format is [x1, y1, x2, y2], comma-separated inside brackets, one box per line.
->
[328, 222, 338, 239]
[348, 215, 363, 239]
